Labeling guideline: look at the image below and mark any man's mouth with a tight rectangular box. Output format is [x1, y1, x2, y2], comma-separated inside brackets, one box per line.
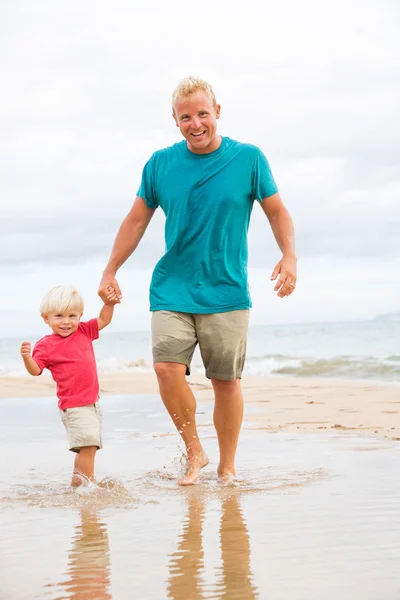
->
[191, 131, 206, 139]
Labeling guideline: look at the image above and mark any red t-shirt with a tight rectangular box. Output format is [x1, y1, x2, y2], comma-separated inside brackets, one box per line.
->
[32, 319, 100, 410]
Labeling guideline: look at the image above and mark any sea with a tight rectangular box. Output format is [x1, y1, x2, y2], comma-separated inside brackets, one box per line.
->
[1, 315, 400, 598]
[1, 314, 399, 382]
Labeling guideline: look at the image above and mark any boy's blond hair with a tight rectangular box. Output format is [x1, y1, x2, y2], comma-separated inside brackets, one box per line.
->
[40, 285, 84, 316]
[172, 76, 217, 116]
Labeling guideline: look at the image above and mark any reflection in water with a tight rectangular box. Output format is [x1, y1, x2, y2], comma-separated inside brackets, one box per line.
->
[167, 495, 206, 599]
[55, 509, 111, 599]
[167, 494, 258, 599]
[217, 496, 259, 599]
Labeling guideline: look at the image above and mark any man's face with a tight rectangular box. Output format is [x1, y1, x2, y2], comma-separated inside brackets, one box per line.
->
[174, 90, 221, 154]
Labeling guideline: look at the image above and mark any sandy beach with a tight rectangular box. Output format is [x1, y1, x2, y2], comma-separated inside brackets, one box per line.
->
[1, 372, 399, 442]
[2, 376, 400, 598]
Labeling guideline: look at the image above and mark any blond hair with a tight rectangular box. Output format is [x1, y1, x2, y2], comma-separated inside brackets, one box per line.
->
[172, 76, 217, 115]
[40, 285, 84, 316]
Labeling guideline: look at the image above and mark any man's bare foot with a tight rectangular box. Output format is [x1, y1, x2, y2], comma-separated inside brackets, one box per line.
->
[178, 452, 209, 486]
[217, 469, 236, 485]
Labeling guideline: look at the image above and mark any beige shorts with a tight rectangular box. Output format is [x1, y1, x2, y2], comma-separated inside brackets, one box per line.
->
[152, 310, 249, 380]
[60, 402, 103, 453]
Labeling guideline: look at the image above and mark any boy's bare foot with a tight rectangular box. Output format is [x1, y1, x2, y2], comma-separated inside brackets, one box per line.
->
[178, 452, 209, 486]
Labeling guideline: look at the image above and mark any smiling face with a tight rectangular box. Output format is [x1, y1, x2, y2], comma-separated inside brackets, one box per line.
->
[173, 90, 221, 154]
[43, 309, 82, 337]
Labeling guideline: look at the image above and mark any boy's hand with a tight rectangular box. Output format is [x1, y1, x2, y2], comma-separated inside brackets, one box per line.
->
[104, 285, 120, 306]
[99, 274, 122, 304]
[20, 342, 32, 359]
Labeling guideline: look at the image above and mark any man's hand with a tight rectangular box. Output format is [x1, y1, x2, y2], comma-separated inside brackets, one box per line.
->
[103, 285, 121, 306]
[20, 341, 32, 359]
[270, 254, 297, 298]
[98, 273, 122, 304]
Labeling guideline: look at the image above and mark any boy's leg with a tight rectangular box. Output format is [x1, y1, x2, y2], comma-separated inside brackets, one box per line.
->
[60, 403, 102, 486]
[71, 446, 97, 486]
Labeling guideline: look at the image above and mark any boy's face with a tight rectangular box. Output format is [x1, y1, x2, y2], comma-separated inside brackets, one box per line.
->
[43, 310, 82, 337]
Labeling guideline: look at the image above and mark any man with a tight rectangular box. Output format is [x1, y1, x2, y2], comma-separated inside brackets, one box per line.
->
[98, 76, 297, 485]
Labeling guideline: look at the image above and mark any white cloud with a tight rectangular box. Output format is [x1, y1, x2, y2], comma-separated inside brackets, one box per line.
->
[1, 0, 399, 328]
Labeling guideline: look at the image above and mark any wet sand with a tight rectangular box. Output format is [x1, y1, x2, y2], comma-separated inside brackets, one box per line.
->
[1, 394, 400, 599]
[1, 372, 400, 441]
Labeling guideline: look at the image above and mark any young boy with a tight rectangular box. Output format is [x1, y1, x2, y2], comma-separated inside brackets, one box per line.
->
[20, 284, 119, 486]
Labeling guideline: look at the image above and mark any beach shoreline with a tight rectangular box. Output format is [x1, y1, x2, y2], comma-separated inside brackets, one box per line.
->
[1, 372, 399, 442]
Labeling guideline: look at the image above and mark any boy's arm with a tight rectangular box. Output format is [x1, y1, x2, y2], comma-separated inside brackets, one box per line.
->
[97, 285, 120, 331]
[20, 342, 41, 376]
[97, 302, 116, 332]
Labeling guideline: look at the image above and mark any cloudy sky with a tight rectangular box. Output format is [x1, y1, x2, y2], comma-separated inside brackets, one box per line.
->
[1, 0, 399, 336]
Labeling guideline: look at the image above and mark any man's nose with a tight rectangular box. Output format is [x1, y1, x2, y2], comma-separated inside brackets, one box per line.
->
[191, 117, 201, 130]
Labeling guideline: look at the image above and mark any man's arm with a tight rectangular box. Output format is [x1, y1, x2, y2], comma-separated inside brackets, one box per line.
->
[98, 197, 156, 302]
[259, 192, 297, 298]
[20, 342, 41, 376]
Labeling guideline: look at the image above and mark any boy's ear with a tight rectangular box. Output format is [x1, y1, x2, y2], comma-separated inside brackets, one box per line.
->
[42, 314, 49, 325]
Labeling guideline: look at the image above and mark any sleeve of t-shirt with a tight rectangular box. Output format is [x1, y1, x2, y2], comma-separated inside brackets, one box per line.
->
[251, 148, 279, 203]
[80, 319, 99, 341]
[136, 154, 159, 209]
[32, 339, 50, 374]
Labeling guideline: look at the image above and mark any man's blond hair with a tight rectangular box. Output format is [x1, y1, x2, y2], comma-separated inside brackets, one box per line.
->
[40, 285, 84, 316]
[172, 76, 217, 115]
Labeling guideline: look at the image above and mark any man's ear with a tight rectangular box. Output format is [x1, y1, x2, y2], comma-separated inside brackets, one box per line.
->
[216, 104, 221, 119]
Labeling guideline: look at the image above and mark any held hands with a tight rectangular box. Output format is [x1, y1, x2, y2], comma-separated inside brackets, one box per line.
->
[20, 341, 32, 359]
[104, 285, 121, 306]
[270, 255, 297, 298]
[98, 273, 123, 306]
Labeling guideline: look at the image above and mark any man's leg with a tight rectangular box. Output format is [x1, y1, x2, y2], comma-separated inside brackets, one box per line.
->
[211, 378, 243, 482]
[154, 362, 208, 486]
[196, 310, 249, 482]
[70, 446, 97, 486]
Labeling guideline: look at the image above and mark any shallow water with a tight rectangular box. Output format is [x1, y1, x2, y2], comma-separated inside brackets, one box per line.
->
[0, 395, 399, 599]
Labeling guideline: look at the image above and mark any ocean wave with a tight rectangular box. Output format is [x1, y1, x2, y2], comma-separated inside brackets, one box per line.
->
[3, 353, 400, 382]
[97, 356, 152, 373]
[269, 355, 400, 380]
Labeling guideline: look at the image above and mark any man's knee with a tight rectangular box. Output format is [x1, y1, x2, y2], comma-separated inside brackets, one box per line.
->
[211, 378, 242, 394]
[154, 362, 187, 384]
[78, 445, 97, 457]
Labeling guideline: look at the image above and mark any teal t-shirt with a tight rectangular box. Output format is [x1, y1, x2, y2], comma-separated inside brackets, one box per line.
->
[137, 136, 278, 314]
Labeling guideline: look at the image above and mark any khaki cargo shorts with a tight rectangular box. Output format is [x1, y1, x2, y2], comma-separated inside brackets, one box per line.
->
[60, 402, 103, 453]
[152, 310, 250, 380]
